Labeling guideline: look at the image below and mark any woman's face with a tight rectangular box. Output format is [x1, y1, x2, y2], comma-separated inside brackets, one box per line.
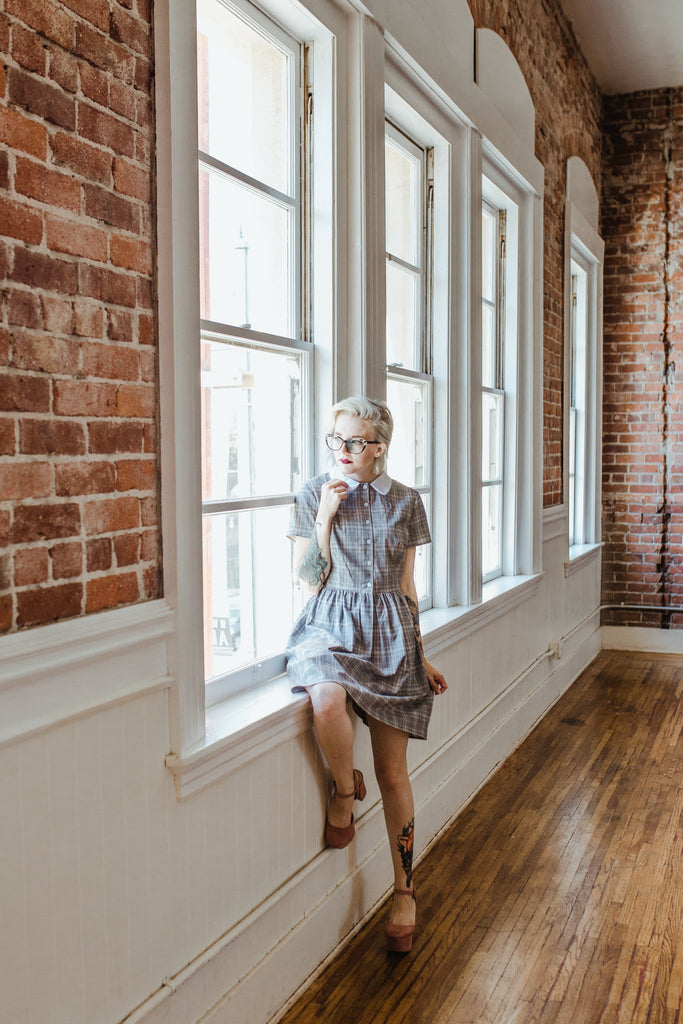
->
[330, 413, 386, 483]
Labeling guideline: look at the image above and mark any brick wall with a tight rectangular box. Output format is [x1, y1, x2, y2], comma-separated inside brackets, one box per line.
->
[0, 0, 160, 633]
[601, 88, 683, 628]
[467, 0, 603, 506]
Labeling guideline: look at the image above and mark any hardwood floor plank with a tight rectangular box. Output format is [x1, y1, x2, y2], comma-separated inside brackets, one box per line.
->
[277, 651, 683, 1024]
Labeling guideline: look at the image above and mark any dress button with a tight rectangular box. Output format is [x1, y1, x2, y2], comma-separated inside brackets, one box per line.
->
[366, 560, 371, 565]
[365, 519, 370, 524]
[366, 538, 371, 544]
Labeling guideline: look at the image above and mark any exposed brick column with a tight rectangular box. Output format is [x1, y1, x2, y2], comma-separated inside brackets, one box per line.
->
[601, 88, 683, 628]
[466, 0, 602, 507]
[0, 0, 160, 633]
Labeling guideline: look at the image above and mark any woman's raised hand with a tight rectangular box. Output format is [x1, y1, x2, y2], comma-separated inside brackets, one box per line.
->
[317, 478, 349, 525]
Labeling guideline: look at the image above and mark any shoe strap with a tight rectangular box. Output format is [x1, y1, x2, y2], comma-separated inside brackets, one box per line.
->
[334, 769, 364, 800]
[393, 887, 417, 900]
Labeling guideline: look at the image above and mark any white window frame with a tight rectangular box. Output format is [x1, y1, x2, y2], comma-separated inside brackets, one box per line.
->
[474, 155, 540, 596]
[197, 0, 310, 705]
[565, 219, 603, 563]
[156, 0, 349, 759]
[384, 116, 434, 609]
[383, 60, 469, 614]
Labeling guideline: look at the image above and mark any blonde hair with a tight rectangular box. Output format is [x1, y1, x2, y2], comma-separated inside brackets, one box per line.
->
[329, 395, 393, 472]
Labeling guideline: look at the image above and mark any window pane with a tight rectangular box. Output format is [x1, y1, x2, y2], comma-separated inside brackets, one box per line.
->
[568, 407, 576, 545]
[482, 391, 503, 483]
[385, 136, 419, 265]
[482, 483, 502, 579]
[387, 377, 428, 489]
[203, 505, 303, 681]
[199, 168, 293, 335]
[197, 0, 291, 195]
[413, 493, 431, 603]
[386, 261, 419, 370]
[201, 339, 304, 501]
[482, 207, 496, 303]
[482, 303, 496, 389]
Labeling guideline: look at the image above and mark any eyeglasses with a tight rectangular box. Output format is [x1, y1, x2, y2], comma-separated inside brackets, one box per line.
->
[325, 433, 381, 455]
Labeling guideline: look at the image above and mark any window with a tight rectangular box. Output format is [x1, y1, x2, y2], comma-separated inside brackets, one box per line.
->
[384, 120, 434, 606]
[568, 263, 586, 547]
[197, 0, 311, 701]
[481, 200, 505, 581]
[477, 160, 540, 590]
[565, 157, 604, 559]
[566, 244, 601, 554]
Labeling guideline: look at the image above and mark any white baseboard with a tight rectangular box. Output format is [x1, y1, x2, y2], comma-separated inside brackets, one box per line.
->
[122, 617, 600, 1024]
[602, 625, 683, 655]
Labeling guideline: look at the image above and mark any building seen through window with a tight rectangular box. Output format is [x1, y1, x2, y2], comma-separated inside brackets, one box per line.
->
[197, 0, 309, 696]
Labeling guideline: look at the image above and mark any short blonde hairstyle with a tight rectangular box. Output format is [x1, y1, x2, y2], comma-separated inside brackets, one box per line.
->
[329, 395, 393, 472]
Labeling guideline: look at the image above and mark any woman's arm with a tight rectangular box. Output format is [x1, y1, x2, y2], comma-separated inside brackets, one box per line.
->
[293, 520, 332, 595]
[400, 548, 447, 695]
[292, 478, 349, 594]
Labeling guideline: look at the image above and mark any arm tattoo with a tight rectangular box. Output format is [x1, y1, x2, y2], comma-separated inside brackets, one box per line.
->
[298, 531, 329, 587]
[404, 594, 424, 655]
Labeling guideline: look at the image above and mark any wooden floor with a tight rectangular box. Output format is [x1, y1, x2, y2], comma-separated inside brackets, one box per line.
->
[278, 650, 683, 1024]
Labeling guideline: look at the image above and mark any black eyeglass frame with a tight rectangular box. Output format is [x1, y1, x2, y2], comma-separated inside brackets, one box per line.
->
[325, 433, 382, 454]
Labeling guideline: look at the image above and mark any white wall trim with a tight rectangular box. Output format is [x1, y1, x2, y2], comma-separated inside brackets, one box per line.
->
[0, 599, 173, 748]
[565, 541, 602, 577]
[543, 503, 567, 543]
[601, 626, 683, 655]
[121, 616, 600, 1024]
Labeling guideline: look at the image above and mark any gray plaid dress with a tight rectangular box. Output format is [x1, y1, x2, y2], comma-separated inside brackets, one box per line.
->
[285, 471, 434, 739]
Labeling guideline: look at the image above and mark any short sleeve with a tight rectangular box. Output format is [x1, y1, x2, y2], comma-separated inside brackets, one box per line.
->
[407, 490, 431, 547]
[287, 479, 318, 539]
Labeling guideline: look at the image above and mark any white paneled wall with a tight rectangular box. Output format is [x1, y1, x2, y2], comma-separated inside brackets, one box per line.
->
[0, 518, 603, 1024]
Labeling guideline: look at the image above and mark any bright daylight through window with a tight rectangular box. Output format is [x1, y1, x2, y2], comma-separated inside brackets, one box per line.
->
[481, 200, 505, 582]
[568, 262, 586, 548]
[384, 121, 433, 606]
[197, 0, 309, 699]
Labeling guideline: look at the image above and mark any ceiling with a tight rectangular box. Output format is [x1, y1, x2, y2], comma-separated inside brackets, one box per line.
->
[558, 0, 683, 95]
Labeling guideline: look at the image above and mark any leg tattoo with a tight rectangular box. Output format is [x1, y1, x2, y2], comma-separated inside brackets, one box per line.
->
[396, 818, 415, 888]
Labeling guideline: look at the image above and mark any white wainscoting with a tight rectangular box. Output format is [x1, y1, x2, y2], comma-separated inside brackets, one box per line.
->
[0, 599, 174, 748]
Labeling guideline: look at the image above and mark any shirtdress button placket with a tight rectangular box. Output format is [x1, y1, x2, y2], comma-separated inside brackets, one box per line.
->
[363, 483, 373, 590]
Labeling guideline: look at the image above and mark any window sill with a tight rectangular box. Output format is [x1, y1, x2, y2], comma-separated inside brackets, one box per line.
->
[166, 676, 312, 799]
[165, 572, 543, 798]
[420, 572, 543, 656]
[564, 542, 603, 578]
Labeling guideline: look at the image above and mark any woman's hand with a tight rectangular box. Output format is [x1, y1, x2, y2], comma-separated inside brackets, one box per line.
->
[317, 477, 349, 525]
[425, 659, 447, 695]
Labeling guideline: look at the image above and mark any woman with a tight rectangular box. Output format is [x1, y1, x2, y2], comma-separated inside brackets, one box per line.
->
[286, 396, 447, 953]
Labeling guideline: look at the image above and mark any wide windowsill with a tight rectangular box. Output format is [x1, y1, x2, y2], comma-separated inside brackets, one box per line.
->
[165, 572, 543, 798]
[564, 542, 602, 578]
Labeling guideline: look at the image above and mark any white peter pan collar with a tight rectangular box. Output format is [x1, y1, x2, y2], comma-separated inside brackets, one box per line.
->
[329, 468, 392, 494]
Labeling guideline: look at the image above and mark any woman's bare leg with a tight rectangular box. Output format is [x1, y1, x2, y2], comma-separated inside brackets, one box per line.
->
[306, 682, 356, 828]
[368, 716, 416, 928]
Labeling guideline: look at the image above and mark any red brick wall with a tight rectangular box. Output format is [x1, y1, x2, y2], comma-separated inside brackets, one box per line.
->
[467, 0, 603, 506]
[0, 0, 160, 633]
[601, 88, 683, 628]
